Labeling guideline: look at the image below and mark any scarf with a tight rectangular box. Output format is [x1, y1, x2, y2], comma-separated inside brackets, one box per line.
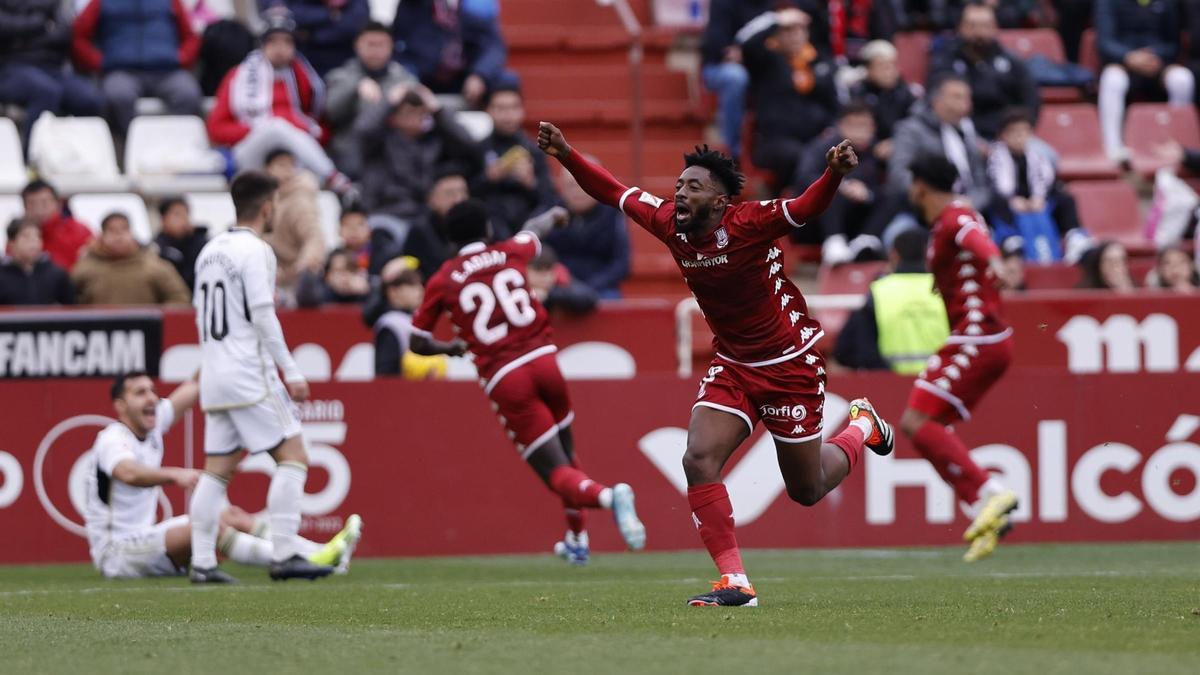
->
[939, 118, 979, 191]
[988, 141, 1057, 200]
[230, 49, 325, 137]
[789, 43, 820, 94]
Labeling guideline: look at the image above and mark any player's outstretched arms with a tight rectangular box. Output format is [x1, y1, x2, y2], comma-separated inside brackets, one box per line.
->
[112, 461, 201, 490]
[784, 139, 856, 223]
[410, 335, 469, 358]
[537, 122, 630, 207]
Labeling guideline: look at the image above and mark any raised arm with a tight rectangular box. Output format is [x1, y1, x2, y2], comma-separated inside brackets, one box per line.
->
[167, 374, 200, 421]
[782, 140, 854, 225]
[537, 122, 631, 208]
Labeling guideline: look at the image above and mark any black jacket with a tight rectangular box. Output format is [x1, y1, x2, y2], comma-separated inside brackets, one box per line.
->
[0, 255, 74, 305]
[474, 130, 558, 240]
[794, 128, 884, 195]
[701, 0, 829, 65]
[848, 79, 918, 141]
[1095, 0, 1182, 66]
[928, 38, 1040, 139]
[155, 227, 208, 290]
[0, 0, 71, 68]
[742, 24, 839, 144]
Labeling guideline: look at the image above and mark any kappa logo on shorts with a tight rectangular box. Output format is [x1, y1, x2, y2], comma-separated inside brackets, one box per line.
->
[791, 424, 806, 434]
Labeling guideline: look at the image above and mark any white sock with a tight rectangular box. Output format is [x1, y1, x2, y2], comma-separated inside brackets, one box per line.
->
[1098, 65, 1130, 158]
[598, 488, 613, 509]
[189, 473, 227, 569]
[1164, 65, 1196, 106]
[251, 516, 270, 539]
[218, 530, 273, 566]
[725, 573, 751, 588]
[292, 536, 322, 556]
[267, 462, 307, 562]
[850, 417, 873, 437]
[979, 477, 1008, 500]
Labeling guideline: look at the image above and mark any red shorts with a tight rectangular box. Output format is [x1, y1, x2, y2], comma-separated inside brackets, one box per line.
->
[485, 350, 573, 458]
[907, 333, 1014, 424]
[693, 350, 827, 444]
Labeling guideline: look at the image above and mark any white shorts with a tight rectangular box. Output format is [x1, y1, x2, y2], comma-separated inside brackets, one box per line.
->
[205, 382, 302, 455]
[94, 515, 190, 579]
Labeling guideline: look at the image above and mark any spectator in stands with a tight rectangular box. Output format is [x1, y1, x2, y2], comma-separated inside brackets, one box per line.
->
[371, 259, 450, 377]
[154, 197, 207, 290]
[796, 103, 888, 265]
[986, 108, 1085, 264]
[260, 0, 369, 76]
[1077, 240, 1136, 292]
[325, 20, 418, 178]
[927, 1, 1040, 139]
[888, 75, 993, 221]
[71, 212, 191, 305]
[338, 200, 370, 269]
[1153, 141, 1200, 173]
[833, 228, 949, 373]
[72, 0, 203, 138]
[999, 237, 1028, 292]
[207, 10, 355, 197]
[740, 7, 839, 187]
[0, 218, 74, 305]
[848, 40, 919, 157]
[1151, 245, 1199, 291]
[354, 82, 481, 223]
[1054, 0, 1094, 63]
[296, 247, 370, 307]
[392, 0, 509, 108]
[1095, 0, 1195, 162]
[827, 0, 899, 60]
[545, 164, 629, 298]
[0, 0, 103, 149]
[477, 82, 558, 240]
[20, 179, 92, 271]
[263, 148, 326, 298]
[527, 248, 598, 315]
[400, 170, 469, 278]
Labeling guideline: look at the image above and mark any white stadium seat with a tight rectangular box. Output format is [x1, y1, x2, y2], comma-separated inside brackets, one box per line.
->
[317, 191, 342, 249]
[68, 193, 153, 244]
[455, 111, 494, 142]
[369, 0, 399, 22]
[0, 194, 24, 250]
[185, 192, 236, 236]
[125, 115, 227, 195]
[0, 117, 27, 192]
[28, 115, 129, 193]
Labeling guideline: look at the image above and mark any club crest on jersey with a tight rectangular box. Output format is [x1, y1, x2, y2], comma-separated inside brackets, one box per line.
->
[715, 227, 729, 248]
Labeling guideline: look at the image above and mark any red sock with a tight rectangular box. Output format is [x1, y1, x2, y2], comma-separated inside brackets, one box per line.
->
[549, 465, 608, 509]
[911, 420, 988, 503]
[828, 417, 870, 471]
[687, 483, 745, 576]
[563, 505, 586, 534]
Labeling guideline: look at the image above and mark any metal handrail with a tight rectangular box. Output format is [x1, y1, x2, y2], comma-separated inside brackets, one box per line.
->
[598, 0, 645, 185]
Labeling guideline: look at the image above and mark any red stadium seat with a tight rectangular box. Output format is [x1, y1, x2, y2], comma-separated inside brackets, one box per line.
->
[893, 32, 931, 87]
[1036, 105, 1120, 179]
[1066, 180, 1149, 251]
[1023, 264, 1082, 290]
[1079, 29, 1099, 75]
[816, 262, 888, 296]
[998, 29, 1066, 63]
[1124, 104, 1200, 176]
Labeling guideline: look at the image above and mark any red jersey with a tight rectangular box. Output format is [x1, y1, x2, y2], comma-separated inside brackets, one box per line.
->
[557, 150, 841, 365]
[412, 232, 555, 384]
[928, 201, 1010, 340]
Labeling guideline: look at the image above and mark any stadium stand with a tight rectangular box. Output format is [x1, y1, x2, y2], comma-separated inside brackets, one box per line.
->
[124, 115, 227, 195]
[1125, 104, 1200, 177]
[1066, 180, 1147, 253]
[28, 116, 129, 193]
[67, 193, 154, 244]
[0, 194, 22, 249]
[0, 118, 26, 193]
[1035, 104, 1121, 180]
[184, 192, 236, 236]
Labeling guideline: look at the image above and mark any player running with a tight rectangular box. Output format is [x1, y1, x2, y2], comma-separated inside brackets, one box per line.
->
[189, 171, 354, 583]
[538, 122, 894, 606]
[85, 371, 361, 579]
[409, 199, 646, 564]
[901, 155, 1019, 562]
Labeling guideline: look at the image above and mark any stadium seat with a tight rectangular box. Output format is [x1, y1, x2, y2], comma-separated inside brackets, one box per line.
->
[0, 194, 24, 250]
[893, 32, 932, 87]
[28, 116, 129, 193]
[1078, 29, 1099, 76]
[369, 0, 399, 22]
[0, 117, 26, 192]
[1035, 105, 1120, 179]
[1066, 180, 1148, 251]
[1124, 104, 1200, 176]
[125, 115, 227, 195]
[185, 192, 236, 236]
[68, 193, 153, 244]
[1023, 263, 1081, 289]
[996, 29, 1081, 103]
[816, 262, 888, 296]
[317, 191, 342, 249]
[455, 111, 494, 142]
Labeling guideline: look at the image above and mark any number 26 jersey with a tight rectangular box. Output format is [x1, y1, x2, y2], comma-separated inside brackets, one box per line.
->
[413, 232, 554, 384]
[192, 228, 281, 411]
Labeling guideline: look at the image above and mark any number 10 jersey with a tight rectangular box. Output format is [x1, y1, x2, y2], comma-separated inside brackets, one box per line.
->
[192, 228, 281, 411]
[413, 232, 555, 387]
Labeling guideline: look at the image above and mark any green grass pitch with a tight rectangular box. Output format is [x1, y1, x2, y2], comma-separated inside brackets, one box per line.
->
[2, 543, 1197, 674]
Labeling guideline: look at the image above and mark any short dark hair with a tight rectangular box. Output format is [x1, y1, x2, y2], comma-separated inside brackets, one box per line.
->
[998, 107, 1033, 134]
[100, 212, 129, 232]
[929, 73, 969, 99]
[340, 200, 368, 220]
[230, 170, 280, 222]
[324, 247, 358, 275]
[444, 199, 490, 247]
[110, 370, 150, 400]
[397, 90, 425, 108]
[529, 248, 558, 272]
[892, 228, 928, 265]
[158, 196, 187, 217]
[484, 82, 522, 108]
[6, 217, 39, 242]
[908, 154, 959, 193]
[682, 144, 745, 196]
[20, 179, 57, 200]
[431, 168, 468, 190]
[838, 101, 875, 121]
[264, 147, 295, 167]
[358, 19, 390, 37]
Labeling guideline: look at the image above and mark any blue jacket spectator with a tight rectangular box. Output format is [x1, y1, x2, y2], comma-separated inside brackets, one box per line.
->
[392, 0, 508, 107]
[0, 0, 103, 148]
[259, 0, 370, 76]
[544, 164, 630, 299]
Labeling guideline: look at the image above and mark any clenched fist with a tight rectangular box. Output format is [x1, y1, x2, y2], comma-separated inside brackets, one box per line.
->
[537, 121, 571, 158]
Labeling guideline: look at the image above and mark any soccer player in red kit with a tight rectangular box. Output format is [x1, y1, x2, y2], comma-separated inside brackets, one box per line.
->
[409, 199, 646, 564]
[538, 122, 895, 607]
[900, 155, 1019, 563]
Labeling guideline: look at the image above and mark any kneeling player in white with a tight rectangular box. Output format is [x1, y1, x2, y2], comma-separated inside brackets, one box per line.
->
[84, 372, 362, 579]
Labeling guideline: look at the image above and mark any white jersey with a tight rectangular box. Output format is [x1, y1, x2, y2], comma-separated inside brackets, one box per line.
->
[193, 228, 282, 410]
[84, 398, 175, 562]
